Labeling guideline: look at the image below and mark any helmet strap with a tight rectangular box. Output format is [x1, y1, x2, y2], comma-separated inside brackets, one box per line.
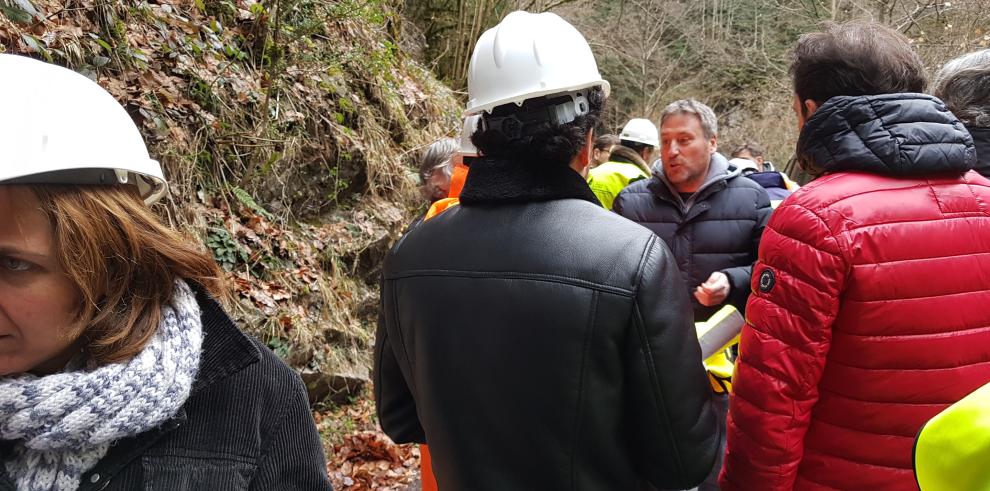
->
[481, 90, 590, 139]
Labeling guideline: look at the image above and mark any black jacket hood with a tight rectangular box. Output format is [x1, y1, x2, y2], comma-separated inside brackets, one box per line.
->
[797, 93, 976, 177]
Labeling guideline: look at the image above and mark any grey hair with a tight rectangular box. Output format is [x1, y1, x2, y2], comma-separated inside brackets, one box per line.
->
[418, 137, 458, 182]
[660, 99, 718, 139]
[933, 49, 990, 127]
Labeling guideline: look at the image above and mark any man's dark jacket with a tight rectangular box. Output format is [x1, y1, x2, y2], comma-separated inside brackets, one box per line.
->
[375, 159, 719, 491]
[0, 289, 333, 491]
[745, 171, 793, 202]
[613, 154, 772, 321]
[969, 126, 990, 178]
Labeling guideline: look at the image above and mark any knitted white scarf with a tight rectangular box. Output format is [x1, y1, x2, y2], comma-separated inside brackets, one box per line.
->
[0, 279, 203, 491]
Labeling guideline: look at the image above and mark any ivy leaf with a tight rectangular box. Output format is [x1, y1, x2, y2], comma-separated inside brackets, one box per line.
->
[0, 5, 33, 24]
[20, 33, 46, 57]
[95, 38, 113, 52]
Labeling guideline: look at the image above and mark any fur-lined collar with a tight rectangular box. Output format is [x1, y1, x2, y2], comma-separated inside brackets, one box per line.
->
[459, 158, 601, 206]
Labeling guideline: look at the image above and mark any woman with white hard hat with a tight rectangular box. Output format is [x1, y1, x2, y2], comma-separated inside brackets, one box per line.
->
[0, 54, 331, 490]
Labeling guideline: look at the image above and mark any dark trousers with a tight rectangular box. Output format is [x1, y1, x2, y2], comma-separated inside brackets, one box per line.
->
[697, 392, 729, 491]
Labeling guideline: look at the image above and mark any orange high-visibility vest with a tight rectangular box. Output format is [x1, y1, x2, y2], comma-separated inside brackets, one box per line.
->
[448, 162, 469, 198]
[420, 445, 438, 491]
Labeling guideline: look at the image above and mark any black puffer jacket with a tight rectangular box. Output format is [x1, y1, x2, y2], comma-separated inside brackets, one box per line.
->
[797, 93, 976, 177]
[375, 159, 719, 491]
[613, 154, 771, 321]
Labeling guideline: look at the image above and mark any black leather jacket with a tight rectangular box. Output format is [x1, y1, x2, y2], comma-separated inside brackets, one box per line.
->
[375, 159, 719, 490]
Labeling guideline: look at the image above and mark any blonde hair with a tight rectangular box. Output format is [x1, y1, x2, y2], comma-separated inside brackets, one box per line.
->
[30, 184, 223, 365]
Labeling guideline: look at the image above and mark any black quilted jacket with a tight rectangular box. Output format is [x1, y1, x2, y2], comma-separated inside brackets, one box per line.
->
[614, 155, 771, 321]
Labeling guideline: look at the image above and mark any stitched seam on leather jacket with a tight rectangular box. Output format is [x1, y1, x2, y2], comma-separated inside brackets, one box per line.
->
[388, 280, 419, 395]
[570, 290, 600, 489]
[630, 239, 690, 485]
[387, 270, 634, 296]
[630, 306, 691, 485]
[631, 235, 656, 290]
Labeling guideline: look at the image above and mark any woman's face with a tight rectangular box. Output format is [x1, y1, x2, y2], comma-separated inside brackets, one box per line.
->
[0, 186, 83, 375]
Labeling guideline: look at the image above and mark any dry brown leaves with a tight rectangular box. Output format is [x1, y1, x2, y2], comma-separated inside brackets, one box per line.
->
[332, 432, 419, 490]
[323, 398, 419, 491]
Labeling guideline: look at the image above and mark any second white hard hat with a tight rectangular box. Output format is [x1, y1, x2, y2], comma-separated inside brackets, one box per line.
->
[465, 11, 610, 116]
[619, 118, 659, 148]
[0, 54, 166, 204]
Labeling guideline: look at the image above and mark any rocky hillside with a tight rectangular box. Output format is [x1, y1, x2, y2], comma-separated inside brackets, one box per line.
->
[0, 0, 459, 430]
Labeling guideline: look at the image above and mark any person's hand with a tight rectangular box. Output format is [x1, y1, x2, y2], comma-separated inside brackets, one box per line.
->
[694, 272, 730, 307]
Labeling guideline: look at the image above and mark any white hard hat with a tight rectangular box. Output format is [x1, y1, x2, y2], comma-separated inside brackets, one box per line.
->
[729, 157, 759, 172]
[465, 11, 610, 116]
[0, 54, 167, 204]
[460, 115, 480, 156]
[619, 118, 659, 147]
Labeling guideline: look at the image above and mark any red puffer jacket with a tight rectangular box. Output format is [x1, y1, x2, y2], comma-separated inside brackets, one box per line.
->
[721, 94, 990, 490]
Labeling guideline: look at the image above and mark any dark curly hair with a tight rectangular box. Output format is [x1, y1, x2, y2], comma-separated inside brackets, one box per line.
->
[471, 87, 606, 167]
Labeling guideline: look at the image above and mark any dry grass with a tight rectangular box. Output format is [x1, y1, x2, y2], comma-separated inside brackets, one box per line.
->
[0, 0, 462, 408]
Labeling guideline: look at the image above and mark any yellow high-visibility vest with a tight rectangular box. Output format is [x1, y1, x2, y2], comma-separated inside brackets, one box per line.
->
[914, 381, 990, 490]
[695, 305, 743, 393]
[587, 161, 649, 210]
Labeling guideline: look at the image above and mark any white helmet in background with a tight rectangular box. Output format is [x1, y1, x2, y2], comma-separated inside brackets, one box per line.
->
[0, 54, 167, 204]
[619, 118, 659, 148]
[465, 11, 609, 119]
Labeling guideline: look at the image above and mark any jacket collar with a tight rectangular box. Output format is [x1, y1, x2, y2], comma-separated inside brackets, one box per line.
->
[969, 126, 990, 177]
[190, 285, 261, 395]
[459, 158, 601, 207]
[797, 93, 976, 177]
[608, 145, 652, 175]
